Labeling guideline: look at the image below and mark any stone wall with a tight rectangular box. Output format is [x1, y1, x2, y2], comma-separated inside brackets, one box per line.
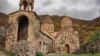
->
[5, 23, 16, 51]
[5, 11, 38, 51]
[34, 32, 53, 54]
[41, 23, 54, 33]
[10, 41, 35, 56]
[5, 11, 54, 56]
[0, 26, 6, 50]
[4, 10, 80, 55]
[54, 16, 80, 53]
[55, 31, 80, 53]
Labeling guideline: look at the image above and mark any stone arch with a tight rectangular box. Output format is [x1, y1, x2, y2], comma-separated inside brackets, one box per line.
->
[64, 44, 70, 53]
[17, 15, 29, 41]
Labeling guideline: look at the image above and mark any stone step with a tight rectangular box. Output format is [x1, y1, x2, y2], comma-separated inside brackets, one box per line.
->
[0, 51, 6, 56]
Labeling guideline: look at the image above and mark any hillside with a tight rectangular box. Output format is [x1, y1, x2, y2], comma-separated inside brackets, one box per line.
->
[0, 12, 8, 26]
[72, 17, 100, 46]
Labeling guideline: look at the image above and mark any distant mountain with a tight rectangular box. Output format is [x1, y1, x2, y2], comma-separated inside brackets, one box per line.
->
[0, 12, 8, 26]
[92, 17, 100, 27]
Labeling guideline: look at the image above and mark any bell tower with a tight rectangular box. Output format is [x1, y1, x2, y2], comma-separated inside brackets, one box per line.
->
[5, 0, 40, 56]
[19, 0, 34, 11]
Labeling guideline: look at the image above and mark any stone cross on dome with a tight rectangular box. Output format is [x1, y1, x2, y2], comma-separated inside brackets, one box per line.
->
[19, 0, 34, 11]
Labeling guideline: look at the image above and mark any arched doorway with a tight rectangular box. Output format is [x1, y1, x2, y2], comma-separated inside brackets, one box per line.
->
[17, 15, 29, 41]
[64, 44, 70, 53]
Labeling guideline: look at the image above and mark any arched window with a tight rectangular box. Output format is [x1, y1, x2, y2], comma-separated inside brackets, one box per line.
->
[39, 41, 41, 45]
[64, 44, 70, 53]
[43, 42, 45, 45]
[39, 41, 42, 47]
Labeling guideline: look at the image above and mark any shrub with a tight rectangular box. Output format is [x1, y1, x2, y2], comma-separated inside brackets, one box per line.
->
[5, 52, 16, 56]
[36, 51, 43, 56]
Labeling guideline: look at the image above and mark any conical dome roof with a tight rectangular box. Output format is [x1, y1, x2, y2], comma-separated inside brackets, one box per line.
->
[61, 16, 72, 24]
[61, 16, 72, 22]
[42, 15, 53, 24]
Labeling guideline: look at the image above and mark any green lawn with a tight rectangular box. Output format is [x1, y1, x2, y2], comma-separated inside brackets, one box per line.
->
[45, 53, 100, 56]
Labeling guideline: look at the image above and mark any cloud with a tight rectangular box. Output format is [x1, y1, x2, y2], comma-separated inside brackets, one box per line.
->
[42, 0, 53, 6]
[0, 0, 20, 13]
[0, 0, 100, 20]
[0, 0, 9, 12]
[68, 9, 97, 20]
[34, 0, 100, 20]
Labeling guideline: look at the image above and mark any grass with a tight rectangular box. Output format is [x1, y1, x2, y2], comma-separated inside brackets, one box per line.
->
[45, 53, 100, 56]
[5, 51, 16, 56]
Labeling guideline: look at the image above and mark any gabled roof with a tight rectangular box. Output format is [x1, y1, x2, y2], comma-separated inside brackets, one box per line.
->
[9, 10, 40, 20]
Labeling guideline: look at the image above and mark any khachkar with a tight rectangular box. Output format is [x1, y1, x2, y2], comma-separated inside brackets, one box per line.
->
[5, 0, 40, 56]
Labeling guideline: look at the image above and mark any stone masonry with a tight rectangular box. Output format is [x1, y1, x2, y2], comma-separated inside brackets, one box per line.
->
[5, 0, 80, 56]
[5, 11, 53, 56]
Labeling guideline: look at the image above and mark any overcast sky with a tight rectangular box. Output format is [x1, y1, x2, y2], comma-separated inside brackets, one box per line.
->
[0, 0, 100, 20]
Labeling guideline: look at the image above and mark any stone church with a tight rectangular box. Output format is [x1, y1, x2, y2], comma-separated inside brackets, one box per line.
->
[5, 0, 80, 56]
